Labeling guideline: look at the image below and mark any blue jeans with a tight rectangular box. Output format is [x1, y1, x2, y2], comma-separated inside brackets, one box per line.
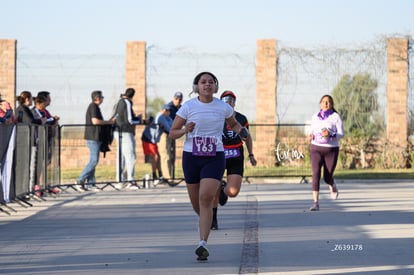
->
[78, 140, 101, 183]
[114, 131, 136, 181]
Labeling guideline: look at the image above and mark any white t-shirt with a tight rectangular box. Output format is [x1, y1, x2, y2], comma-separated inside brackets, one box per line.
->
[176, 97, 234, 152]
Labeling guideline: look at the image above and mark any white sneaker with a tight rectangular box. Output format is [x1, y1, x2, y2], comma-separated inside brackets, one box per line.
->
[74, 185, 84, 192]
[88, 185, 100, 192]
[115, 183, 124, 190]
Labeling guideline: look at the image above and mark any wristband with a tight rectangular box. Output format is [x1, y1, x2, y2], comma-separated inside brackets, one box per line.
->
[249, 154, 254, 158]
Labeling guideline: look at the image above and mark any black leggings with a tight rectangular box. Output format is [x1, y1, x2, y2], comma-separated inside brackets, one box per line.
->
[310, 144, 339, 191]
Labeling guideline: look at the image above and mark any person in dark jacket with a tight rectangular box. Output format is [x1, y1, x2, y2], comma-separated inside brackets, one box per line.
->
[15, 91, 45, 126]
[113, 88, 143, 183]
[15, 91, 47, 196]
[77, 90, 115, 191]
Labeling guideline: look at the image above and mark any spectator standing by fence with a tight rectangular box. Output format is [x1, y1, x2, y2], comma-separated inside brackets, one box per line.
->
[169, 72, 250, 261]
[15, 91, 46, 196]
[211, 90, 257, 230]
[0, 94, 15, 202]
[141, 104, 173, 184]
[32, 91, 60, 160]
[308, 94, 344, 211]
[159, 91, 183, 181]
[77, 90, 115, 191]
[113, 88, 143, 185]
[31, 92, 61, 194]
[15, 91, 45, 125]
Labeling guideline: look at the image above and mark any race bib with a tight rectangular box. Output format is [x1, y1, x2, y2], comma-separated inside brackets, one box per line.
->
[192, 136, 217, 156]
[314, 132, 330, 144]
[224, 147, 240, 159]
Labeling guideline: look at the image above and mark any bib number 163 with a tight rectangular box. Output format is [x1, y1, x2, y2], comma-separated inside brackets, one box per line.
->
[192, 136, 217, 156]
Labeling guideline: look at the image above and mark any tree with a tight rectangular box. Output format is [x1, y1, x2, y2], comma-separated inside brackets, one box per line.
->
[332, 73, 382, 136]
[146, 97, 166, 118]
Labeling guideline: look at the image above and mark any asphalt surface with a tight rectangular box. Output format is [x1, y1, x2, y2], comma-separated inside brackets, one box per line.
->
[0, 179, 413, 275]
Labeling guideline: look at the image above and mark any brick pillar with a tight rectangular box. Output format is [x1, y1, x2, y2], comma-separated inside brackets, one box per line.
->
[256, 39, 277, 166]
[126, 41, 146, 115]
[126, 41, 146, 164]
[0, 39, 17, 109]
[387, 38, 408, 150]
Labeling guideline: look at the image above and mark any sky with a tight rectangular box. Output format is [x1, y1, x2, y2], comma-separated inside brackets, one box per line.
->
[1, 0, 413, 55]
[1, 0, 413, 124]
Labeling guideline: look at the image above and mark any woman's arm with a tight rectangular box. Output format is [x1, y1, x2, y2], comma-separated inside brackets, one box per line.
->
[226, 114, 249, 139]
[169, 116, 195, 140]
[244, 133, 257, 166]
[335, 115, 345, 139]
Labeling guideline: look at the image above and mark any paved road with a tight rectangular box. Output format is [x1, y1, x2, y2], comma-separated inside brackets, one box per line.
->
[0, 179, 413, 275]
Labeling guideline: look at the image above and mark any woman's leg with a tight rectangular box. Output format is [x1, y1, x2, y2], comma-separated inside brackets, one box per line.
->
[310, 145, 323, 210]
[310, 145, 323, 194]
[323, 147, 340, 199]
[198, 178, 220, 242]
[123, 133, 136, 181]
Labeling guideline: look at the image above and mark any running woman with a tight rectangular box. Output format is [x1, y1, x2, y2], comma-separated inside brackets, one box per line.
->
[211, 90, 257, 230]
[169, 72, 249, 261]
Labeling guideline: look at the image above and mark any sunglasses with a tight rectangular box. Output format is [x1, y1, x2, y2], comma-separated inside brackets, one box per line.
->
[221, 96, 235, 103]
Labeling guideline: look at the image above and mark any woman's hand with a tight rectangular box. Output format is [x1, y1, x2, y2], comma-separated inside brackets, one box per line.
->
[184, 122, 195, 133]
[321, 128, 330, 138]
[249, 154, 257, 166]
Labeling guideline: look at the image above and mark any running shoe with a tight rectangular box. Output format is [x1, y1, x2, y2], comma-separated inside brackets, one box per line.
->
[219, 180, 228, 206]
[195, 245, 209, 261]
[309, 202, 319, 211]
[330, 184, 339, 200]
